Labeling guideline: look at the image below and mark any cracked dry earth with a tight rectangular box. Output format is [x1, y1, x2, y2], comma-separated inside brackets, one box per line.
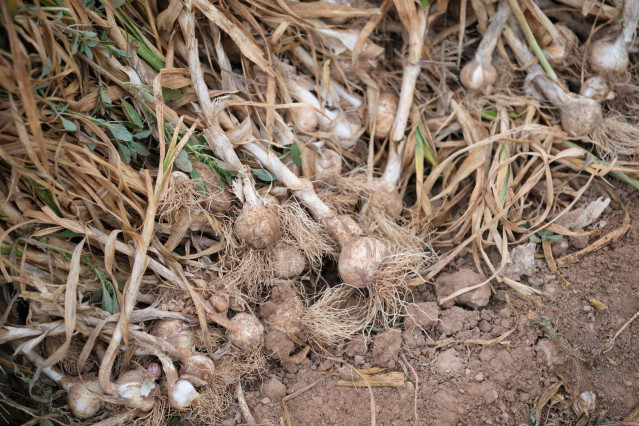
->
[225, 184, 639, 426]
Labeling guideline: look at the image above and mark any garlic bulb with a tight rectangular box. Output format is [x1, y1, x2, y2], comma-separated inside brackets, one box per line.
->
[116, 369, 157, 412]
[235, 205, 282, 249]
[338, 237, 390, 288]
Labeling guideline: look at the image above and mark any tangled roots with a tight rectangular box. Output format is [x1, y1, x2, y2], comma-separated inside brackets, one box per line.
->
[359, 206, 431, 255]
[301, 285, 369, 349]
[158, 171, 198, 220]
[592, 116, 639, 158]
[279, 201, 333, 269]
[363, 250, 423, 330]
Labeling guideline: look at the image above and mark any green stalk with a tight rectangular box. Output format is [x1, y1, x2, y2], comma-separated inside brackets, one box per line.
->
[507, 0, 559, 84]
[561, 141, 639, 190]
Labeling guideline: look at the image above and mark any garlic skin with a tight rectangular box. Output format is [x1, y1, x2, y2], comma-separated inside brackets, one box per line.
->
[227, 313, 265, 351]
[179, 354, 216, 385]
[169, 379, 200, 410]
[234, 205, 282, 249]
[116, 370, 157, 412]
[589, 37, 629, 74]
[65, 377, 104, 419]
[314, 148, 343, 184]
[370, 183, 403, 217]
[373, 92, 399, 139]
[338, 236, 390, 288]
[460, 59, 497, 93]
[272, 242, 306, 279]
[580, 77, 615, 101]
[151, 319, 194, 352]
[291, 107, 318, 133]
[543, 24, 577, 66]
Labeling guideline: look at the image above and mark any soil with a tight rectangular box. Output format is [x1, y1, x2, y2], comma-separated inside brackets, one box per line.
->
[228, 182, 639, 425]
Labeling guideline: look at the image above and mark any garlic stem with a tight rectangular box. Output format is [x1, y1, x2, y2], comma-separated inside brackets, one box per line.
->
[276, 59, 360, 147]
[503, 25, 603, 136]
[461, 0, 510, 93]
[178, 9, 263, 207]
[507, 0, 559, 83]
[14, 340, 104, 419]
[390, 0, 426, 144]
[291, 45, 363, 108]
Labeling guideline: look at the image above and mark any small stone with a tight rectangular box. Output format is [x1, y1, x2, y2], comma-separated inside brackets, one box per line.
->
[551, 239, 570, 258]
[503, 243, 537, 280]
[261, 398, 271, 405]
[475, 373, 485, 382]
[437, 306, 479, 336]
[435, 269, 491, 309]
[485, 390, 499, 404]
[544, 282, 559, 296]
[504, 390, 516, 402]
[354, 355, 366, 366]
[536, 338, 567, 367]
[479, 320, 492, 332]
[432, 348, 464, 375]
[317, 359, 332, 372]
[569, 235, 589, 250]
[260, 377, 287, 401]
[338, 365, 358, 381]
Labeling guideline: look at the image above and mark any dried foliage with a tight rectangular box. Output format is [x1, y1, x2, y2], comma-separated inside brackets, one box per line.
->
[0, 0, 638, 422]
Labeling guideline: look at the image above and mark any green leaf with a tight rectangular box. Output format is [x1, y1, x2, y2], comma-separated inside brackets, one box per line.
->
[101, 280, 119, 314]
[480, 109, 498, 121]
[130, 141, 150, 156]
[118, 143, 132, 164]
[162, 87, 182, 101]
[113, 0, 125, 7]
[89, 288, 102, 303]
[420, 0, 430, 8]
[191, 167, 207, 195]
[53, 230, 81, 238]
[251, 167, 276, 182]
[415, 122, 438, 167]
[22, 177, 61, 215]
[107, 123, 133, 142]
[83, 44, 93, 60]
[174, 150, 193, 173]
[122, 100, 143, 128]
[60, 115, 76, 131]
[291, 142, 302, 165]
[134, 129, 153, 139]
[100, 89, 112, 105]
[1, 242, 23, 256]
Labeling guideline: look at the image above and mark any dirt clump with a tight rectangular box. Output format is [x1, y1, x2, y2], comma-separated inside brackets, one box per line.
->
[372, 329, 402, 368]
[260, 377, 287, 401]
[435, 269, 491, 308]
